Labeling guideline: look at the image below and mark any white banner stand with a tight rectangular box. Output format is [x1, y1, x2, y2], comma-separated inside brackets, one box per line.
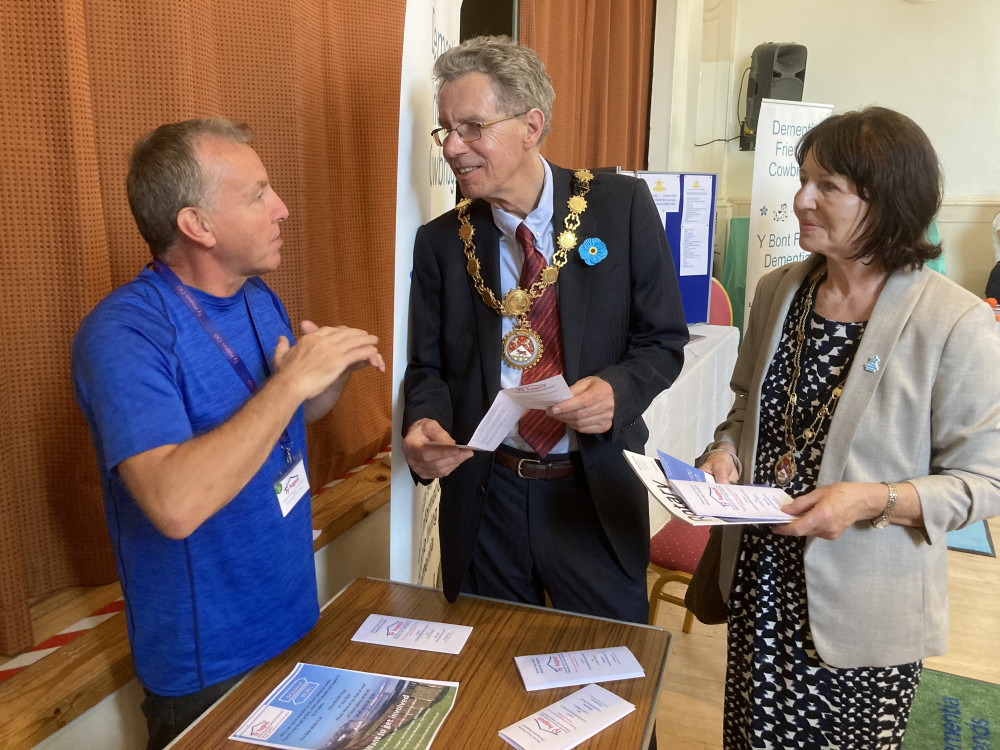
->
[745, 99, 833, 324]
[391, 0, 462, 587]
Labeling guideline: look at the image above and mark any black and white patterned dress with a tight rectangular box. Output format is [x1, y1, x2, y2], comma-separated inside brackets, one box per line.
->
[723, 277, 921, 749]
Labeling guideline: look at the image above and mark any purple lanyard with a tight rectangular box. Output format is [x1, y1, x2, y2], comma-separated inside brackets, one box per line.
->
[152, 260, 294, 463]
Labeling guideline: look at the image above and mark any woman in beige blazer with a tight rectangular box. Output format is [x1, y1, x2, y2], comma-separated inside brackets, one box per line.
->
[700, 107, 1000, 748]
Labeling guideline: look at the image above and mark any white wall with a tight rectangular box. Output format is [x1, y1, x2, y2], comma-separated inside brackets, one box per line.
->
[649, 0, 702, 175]
[727, 0, 1000, 199]
[680, 0, 1000, 294]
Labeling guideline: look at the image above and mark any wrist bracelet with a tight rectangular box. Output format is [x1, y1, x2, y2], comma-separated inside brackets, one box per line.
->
[707, 447, 742, 479]
[871, 481, 897, 529]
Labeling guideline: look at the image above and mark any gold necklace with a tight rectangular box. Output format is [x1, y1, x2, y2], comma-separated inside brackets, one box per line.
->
[774, 270, 853, 487]
[457, 168, 593, 369]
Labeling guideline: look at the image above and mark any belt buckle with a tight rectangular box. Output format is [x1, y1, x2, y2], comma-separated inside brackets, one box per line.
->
[517, 457, 541, 479]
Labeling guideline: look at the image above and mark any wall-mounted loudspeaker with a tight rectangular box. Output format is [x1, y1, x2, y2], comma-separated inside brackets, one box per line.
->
[740, 43, 807, 151]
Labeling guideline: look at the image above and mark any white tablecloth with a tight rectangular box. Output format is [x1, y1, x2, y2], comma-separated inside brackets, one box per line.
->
[641, 323, 740, 534]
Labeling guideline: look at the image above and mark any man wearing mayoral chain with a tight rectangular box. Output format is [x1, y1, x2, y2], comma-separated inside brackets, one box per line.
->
[402, 35, 688, 624]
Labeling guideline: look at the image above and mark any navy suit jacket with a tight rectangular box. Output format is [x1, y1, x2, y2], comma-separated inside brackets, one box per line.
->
[403, 162, 688, 601]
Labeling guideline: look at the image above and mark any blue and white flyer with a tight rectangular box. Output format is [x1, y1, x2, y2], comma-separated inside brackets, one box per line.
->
[656, 449, 794, 524]
[622, 449, 794, 526]
[230, 663, 458, 750]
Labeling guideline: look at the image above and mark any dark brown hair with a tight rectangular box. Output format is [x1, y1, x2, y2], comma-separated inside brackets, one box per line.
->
[796, 106, 942, 272]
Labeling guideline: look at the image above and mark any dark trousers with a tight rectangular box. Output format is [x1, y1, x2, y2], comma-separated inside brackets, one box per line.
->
[141, 671, 247, 750]
[460, 449, 649, 625]
[463, 451, 658, 748]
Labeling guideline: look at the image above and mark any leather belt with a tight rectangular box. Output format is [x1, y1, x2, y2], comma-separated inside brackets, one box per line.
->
[494, 449, 576, 480]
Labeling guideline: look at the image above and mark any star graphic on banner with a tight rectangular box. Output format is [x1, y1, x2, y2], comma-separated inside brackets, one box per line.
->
[759, 206, 768, 216]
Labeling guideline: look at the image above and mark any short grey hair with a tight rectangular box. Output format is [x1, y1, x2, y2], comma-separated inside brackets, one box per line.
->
[126, 117, 253, 258]
[433, 35, 555, 142]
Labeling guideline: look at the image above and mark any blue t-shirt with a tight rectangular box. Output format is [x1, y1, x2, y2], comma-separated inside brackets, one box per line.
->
[72, 267, 319, 696]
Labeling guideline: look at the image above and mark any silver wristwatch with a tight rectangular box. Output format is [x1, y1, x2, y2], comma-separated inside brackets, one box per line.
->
[871, 481, 897, 529]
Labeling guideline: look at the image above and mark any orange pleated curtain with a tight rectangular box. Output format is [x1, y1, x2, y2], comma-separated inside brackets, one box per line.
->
[0, 1, 402, 655]
[520, 0, 655, 172]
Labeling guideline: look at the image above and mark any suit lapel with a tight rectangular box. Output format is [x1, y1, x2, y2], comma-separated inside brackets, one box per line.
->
[549, 163, 589, 382]
[466, 200, 503, 397]
[818, 267, 929, 485]
[745, 257, 817, 459]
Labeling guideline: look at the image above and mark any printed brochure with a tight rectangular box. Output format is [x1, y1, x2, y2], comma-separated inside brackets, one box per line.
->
[514, 647, 643, 692]
[230, 663, 458, 750]
[623, 450, 795, 525]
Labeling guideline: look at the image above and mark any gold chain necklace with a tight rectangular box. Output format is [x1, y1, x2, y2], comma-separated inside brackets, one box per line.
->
[774, 270, 853, 487]
[457, 168, 593, 370]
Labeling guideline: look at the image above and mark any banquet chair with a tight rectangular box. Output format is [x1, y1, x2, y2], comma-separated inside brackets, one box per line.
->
[648, 520, 712, 632]
[709, 277, 734, 326]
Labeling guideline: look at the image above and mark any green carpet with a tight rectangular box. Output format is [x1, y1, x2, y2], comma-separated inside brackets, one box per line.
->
[903, 669, 998, 749]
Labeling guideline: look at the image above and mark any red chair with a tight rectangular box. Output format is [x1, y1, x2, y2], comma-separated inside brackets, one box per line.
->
[648, 521, 712, 632]
[709, 277, 733, 326]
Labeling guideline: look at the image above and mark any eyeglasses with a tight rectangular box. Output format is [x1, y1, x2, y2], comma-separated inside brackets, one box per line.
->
[430, 112, 529, 147]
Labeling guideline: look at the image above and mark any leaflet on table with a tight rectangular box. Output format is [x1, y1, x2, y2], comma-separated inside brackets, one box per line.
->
[428, 374, 573, 451]
[350, 613, 472, 655]
[498, 683, 635, 750]
[514, 646, 644, 691]
[622, 450, 795, 525]
[229, 663, 458, 750]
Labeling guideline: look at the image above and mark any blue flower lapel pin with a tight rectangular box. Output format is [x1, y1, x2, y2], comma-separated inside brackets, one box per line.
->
[579, 237, 608, 266]
[864, 355, 880, 373]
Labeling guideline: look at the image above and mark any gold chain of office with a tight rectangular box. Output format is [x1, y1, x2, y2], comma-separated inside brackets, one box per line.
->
[457, 168, 593, 323]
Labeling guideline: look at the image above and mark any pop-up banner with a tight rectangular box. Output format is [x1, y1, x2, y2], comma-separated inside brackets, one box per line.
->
[392, 0, 462, 588]
[745, 99, 833, 325]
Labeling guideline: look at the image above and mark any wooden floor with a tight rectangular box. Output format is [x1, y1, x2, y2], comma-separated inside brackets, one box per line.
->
[649, 515, 1000, 749]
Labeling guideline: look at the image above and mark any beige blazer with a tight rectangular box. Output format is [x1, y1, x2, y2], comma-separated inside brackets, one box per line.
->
[713, 254, 1000, 668]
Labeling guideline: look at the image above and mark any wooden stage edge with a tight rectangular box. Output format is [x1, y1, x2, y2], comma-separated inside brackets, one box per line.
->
[0, 459, 390, 750]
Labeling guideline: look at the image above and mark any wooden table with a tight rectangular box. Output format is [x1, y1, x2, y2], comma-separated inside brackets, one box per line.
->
[167, 578, 670, 749]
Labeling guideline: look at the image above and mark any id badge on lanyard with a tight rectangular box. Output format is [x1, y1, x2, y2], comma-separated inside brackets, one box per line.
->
[275, 451, 310, 517]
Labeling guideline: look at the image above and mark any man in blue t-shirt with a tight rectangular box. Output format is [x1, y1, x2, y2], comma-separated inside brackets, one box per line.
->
[72, 118, 384, 750]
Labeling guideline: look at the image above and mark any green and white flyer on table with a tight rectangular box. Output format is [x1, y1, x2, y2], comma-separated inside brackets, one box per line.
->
[230, 663, 458, 750]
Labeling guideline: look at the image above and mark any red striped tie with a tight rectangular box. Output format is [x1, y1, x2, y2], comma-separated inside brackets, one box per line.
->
[515, 222, 566, 458]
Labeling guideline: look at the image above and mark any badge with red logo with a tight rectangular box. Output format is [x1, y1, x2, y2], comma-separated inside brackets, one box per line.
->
[502, 326, 544, 370]
[275, 455, 310, 517]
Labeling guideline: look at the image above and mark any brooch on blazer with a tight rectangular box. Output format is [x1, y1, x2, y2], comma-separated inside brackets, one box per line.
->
[579, 237, 608, 266]
[864, 355, 880, 373]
